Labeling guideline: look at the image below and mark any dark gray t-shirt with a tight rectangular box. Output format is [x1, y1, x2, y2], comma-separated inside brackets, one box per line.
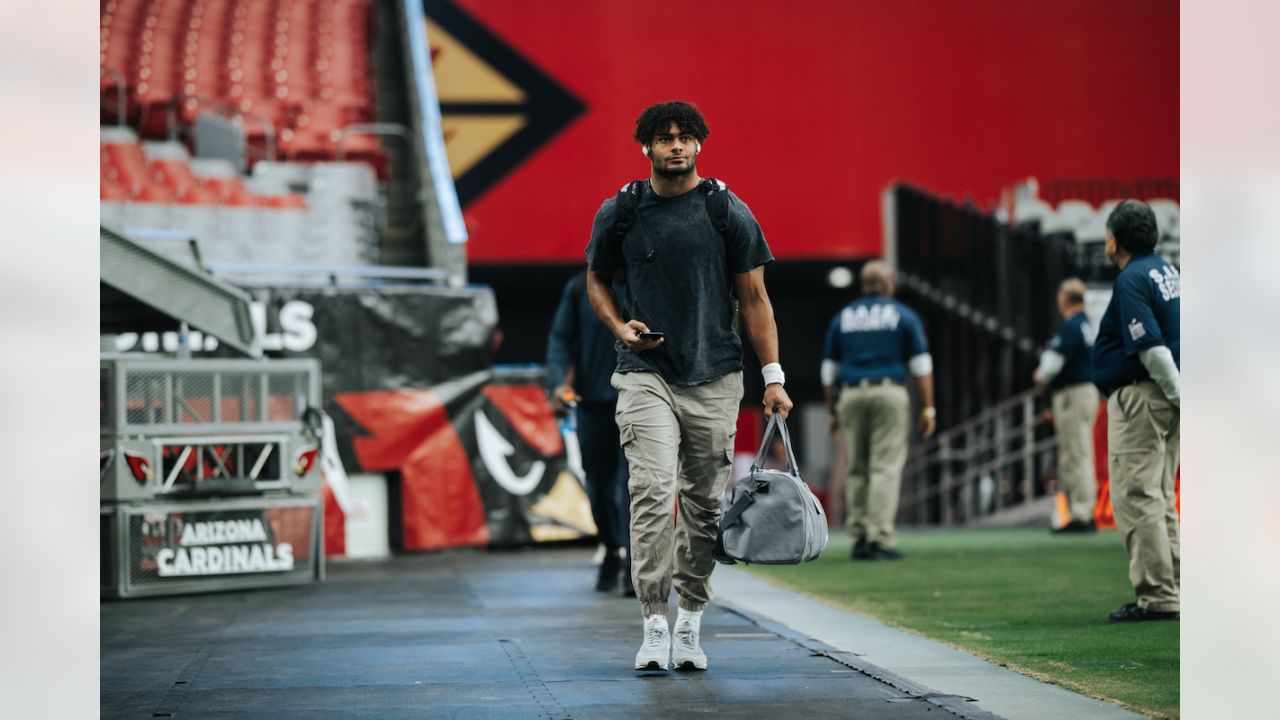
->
[585, 180, 773, 386]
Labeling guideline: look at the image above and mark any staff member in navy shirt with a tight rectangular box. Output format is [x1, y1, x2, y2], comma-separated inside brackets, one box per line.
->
[1092, 200, 1181, 623]
[1034, 278, 1100, 533]
[822, 261, 936, 561]
[547, 271, 632, 596]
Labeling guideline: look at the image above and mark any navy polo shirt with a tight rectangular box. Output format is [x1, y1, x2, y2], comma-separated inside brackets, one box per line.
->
[1092, 253, 1181, 396]
[1047, 311, 1095, 392]
[822, 296, 928, 384]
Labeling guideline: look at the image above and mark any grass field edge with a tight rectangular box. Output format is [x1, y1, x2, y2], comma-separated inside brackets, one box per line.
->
[740, 567, 1174, 720]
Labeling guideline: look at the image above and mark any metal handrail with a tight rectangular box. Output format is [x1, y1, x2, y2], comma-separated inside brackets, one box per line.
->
[100, 66, 127, 126]
[897, 271, 1037, 355]
[165, 92, 276, 162]
[900, 383, 1058, 524]
[335, 123, 423, 239]
[908, 384, 1046, 462]
[204, 261, 448, 286]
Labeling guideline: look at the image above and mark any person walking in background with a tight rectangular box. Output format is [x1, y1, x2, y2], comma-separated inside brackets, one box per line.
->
[1034, 277, 1101, 533]
[547, 270, 633, 597]
[586, 100, 792, 672]
[1092, 200, 1180, 623]
[821, 261, 935, 561]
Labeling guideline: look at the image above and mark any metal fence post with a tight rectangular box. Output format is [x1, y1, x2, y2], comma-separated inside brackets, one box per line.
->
[939, 434, 953, 525]
[1022, 396, 1035, 498]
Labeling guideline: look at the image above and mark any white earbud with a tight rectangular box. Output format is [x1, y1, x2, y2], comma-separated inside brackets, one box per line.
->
[642, 146, 650, 156]
[695, 142, 702, 153]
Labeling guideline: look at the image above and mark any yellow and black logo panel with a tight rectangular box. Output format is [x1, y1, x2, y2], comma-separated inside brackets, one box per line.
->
[425, 0, 585, 206]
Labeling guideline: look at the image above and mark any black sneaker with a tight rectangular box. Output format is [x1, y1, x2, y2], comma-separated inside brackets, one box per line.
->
[851, 538, 873, 560]
[1052, 520, 1097, 534]
[596, 552, 621, 593]
[1109, 602, 1179, 623]
[869, 542, 903, 560]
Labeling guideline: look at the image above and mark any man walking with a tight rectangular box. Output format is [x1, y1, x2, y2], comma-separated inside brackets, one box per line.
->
[821, 261, 935, 561]
[1034, 277, 1100, 533]
[585, 101, 792, 672]
[1092, 199, 1180, 623]
[546, 270, 633, 596]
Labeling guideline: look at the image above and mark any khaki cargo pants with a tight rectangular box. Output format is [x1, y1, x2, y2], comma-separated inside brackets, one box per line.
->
[612, 371, 742, 617]
[1052, 382, 1100, 523]
[1108, 381, 1180, 612]
[839, 381, 910, 548]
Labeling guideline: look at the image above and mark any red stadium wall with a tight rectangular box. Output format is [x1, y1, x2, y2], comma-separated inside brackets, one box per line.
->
[434, 0, 1178, 264]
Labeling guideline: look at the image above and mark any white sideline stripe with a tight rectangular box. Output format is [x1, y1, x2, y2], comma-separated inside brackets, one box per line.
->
[714, 564, 1143, 720]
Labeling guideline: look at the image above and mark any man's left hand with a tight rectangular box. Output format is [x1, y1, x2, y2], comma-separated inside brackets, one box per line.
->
[763, 384, 793, 420]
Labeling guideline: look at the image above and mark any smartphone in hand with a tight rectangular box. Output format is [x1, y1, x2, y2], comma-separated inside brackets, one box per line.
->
[637, 331, 665, 341]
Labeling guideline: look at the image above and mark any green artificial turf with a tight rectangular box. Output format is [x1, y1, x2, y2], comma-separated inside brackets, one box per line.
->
[746, 528, 1179, 718]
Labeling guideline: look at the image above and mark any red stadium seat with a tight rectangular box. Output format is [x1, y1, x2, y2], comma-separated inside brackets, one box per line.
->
[175, 183, 220, 206]
[101, 141, 149, 189]
[101, 181, 130, 202]
[148, 158, 199, 194]
[132, 183, 176, 204]
[263, 193, 307, 210]
[286, 129, 337, 163]
[200, 175, 258, 206]
[101, 0, 383, 174]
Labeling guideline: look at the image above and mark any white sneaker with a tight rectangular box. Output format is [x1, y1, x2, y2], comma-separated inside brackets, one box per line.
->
[671, 613, 707, 671]
[634, 614, 670, 671]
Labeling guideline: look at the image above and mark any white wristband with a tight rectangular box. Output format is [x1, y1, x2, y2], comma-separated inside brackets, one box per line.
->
[762, 362, 785, 386]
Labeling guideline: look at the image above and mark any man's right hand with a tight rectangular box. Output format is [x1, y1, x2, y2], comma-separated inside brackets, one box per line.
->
[551, 384, 576, 418]
[616, 319, 665, 353]
[918, 408, 937, 440]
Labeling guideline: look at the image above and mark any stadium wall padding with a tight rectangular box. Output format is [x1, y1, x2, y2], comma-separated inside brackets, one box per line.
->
[426, 0, 1178, 263]
[245, 286, 593, 552]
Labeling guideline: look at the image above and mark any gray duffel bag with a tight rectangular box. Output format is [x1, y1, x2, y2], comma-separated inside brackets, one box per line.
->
[714, 414, 829, 565]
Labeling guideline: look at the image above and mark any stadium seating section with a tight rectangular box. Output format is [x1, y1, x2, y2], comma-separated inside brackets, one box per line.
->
[1013, 194, 1180, 256]
[101, 0, 381, 163]
[1000, 190, 1180, 284]
[102, 126, 380, 267]
[101, 0, 386, 268]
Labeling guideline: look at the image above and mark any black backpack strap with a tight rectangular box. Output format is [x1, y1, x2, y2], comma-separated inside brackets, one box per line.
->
[610, 178, 726, 241]
[610, 180, 644, 241]
[605, 179, 727, 269]
[700, 178, 740, 320]
[701, 178, 730, 236]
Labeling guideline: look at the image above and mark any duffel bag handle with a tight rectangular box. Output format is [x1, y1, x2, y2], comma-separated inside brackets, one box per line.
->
[751, 414, 800, 476]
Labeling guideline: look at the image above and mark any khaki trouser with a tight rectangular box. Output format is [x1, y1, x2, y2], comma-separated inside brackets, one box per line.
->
[612, 371, 742, 617]
[839, 382, 910, 548]
[1108, 381, 1180, 612]
[1052, 382, 1100, 523]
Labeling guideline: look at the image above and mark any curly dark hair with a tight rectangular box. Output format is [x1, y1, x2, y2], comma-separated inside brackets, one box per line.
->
[632, 101, 710, 145]
[1105, 199, 1158, 254]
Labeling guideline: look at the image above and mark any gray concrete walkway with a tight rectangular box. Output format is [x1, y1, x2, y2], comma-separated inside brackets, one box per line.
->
[714, 565, 1144, 720]
[101, 546, 1138, 719]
